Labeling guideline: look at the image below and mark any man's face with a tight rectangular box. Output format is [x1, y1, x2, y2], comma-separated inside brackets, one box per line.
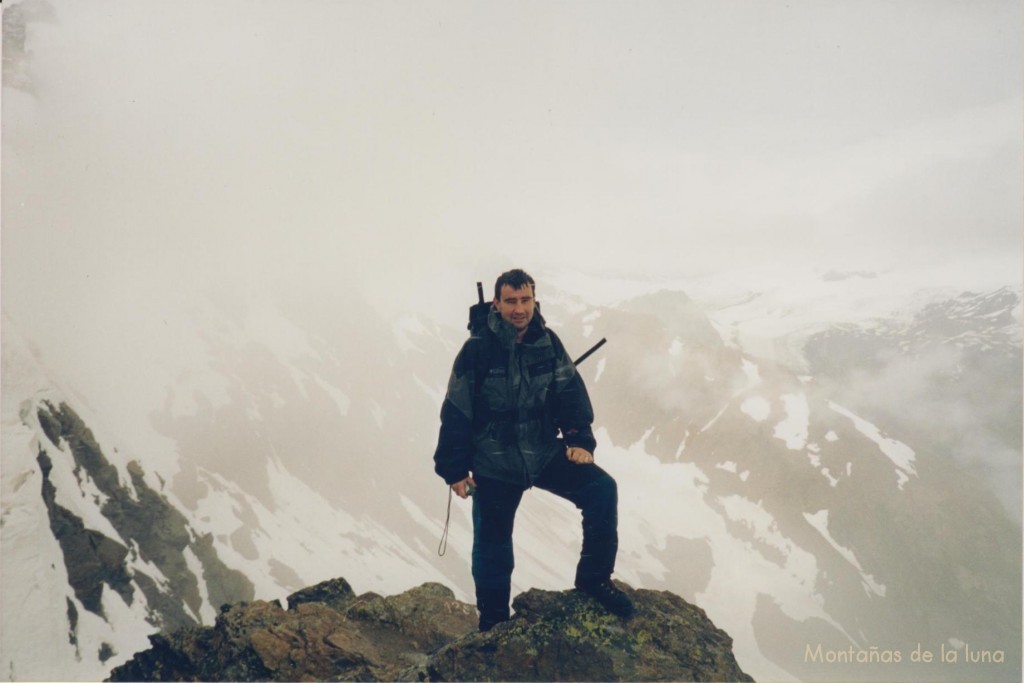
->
[494, 284, 535, 334]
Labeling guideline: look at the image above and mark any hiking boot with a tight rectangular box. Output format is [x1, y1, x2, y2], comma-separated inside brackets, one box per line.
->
[476, 586, 511, 632]
[575, 579, 634, 619]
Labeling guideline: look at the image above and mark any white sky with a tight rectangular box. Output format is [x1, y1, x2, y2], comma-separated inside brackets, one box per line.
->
[2, 0, 1022, 323]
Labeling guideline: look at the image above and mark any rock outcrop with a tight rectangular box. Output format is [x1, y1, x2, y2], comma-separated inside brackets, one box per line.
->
[108, 577, 753, 682]
[424, 582, 753, 682]
[35, 401, 255, 632]
[108, 578, 479, 682]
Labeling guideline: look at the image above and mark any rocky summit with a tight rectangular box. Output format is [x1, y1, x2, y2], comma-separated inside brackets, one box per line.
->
[425, 582, 753, 682]
[108, 577, 752, 682]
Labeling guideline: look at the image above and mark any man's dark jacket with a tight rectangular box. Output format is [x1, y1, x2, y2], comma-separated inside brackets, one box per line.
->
[433, 307, 597, 487]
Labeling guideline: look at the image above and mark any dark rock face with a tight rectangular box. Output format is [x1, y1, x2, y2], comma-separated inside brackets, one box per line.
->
[108, 578, 753, 682]
[285, 576, 357, 612]
[36, 401, 254, 634]
[38, 451, 135, 616]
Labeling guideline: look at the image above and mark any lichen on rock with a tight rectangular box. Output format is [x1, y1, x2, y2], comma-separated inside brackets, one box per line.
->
[422, 582, 753, 682]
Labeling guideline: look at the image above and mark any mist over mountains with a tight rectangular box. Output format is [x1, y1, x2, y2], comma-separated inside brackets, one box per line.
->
[3, 1, 1021, 680]
[2, 268, 1019, 682]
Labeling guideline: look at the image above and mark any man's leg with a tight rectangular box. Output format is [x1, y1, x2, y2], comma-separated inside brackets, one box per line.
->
[534, 454, 633, 618]
[471, 476, 524, 631]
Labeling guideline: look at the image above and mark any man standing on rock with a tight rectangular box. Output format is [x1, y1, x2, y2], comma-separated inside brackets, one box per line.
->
[433, 268, 633, 631]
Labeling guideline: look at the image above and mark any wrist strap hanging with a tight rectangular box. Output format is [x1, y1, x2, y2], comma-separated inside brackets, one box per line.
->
[437, 487, 453, 556]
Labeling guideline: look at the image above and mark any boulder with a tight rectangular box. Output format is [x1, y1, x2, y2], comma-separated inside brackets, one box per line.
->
[420, 581, 753, 682]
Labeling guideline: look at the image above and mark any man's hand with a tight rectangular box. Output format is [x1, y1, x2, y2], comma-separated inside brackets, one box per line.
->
[451, 475, 477, 499]
[566, 447, 594, 465]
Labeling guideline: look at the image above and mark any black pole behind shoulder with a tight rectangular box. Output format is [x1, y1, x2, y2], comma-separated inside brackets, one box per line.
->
[468, 282, 490, 332]
[573, 338, 607, 367]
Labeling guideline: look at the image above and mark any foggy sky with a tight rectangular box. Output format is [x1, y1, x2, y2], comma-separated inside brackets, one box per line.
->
[3, 0, 1022, 324]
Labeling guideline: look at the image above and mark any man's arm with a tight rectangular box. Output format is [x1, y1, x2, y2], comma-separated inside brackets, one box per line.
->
[548, 331, 598, 457]
[433, 339, 478, 486]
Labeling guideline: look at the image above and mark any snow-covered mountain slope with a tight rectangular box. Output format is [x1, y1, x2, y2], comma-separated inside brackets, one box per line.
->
[0, 306, 457, 680]
[540, 284, 1021, 682]
[2, 275, 1020, 682]
[2, 330, 184, 681]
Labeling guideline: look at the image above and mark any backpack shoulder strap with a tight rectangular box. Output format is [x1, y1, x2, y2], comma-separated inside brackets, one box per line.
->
[466, 334, 494, 419]
[544, 329, 568, 371]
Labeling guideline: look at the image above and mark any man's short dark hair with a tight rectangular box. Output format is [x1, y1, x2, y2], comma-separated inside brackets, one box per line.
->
[494, 269, 536, 299]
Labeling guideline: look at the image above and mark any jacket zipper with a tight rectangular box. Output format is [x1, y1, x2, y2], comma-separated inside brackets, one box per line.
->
[510, 342, 531, 487]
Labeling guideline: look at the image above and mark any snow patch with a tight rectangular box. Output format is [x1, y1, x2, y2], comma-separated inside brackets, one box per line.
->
[399, 494, 470, 586]
[821, 469, 839, 487]
[126, 541, 172, 590]
[594, 356, 606, 382]
[741, 359, 762, 388]
[828, 402, 916, 489]
[42, 442, 125, 545]
[674, 430, 690, 460]
[188, 457, 454, 604]
[580, 310, 601, 339]
[182, 546, 216, 624]
[312, 376, 351, 416]
[803, 510, 886, 597]
[718, 495, 799, 560]
[741, 396, 771, 422]
[585, 427, 848, 681]
[773, 394, 809, 450]
[700, 402, 731, 433]
[714, 461, 751, 483]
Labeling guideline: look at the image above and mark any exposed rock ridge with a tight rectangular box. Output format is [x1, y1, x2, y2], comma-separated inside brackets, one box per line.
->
[108, 577, 754, 682]
[35, 401, 254, 633]
[38, 449, 135, 615]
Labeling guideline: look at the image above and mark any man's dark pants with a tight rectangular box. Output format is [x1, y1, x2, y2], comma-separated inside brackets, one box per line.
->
[471, 454, 618, 628]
